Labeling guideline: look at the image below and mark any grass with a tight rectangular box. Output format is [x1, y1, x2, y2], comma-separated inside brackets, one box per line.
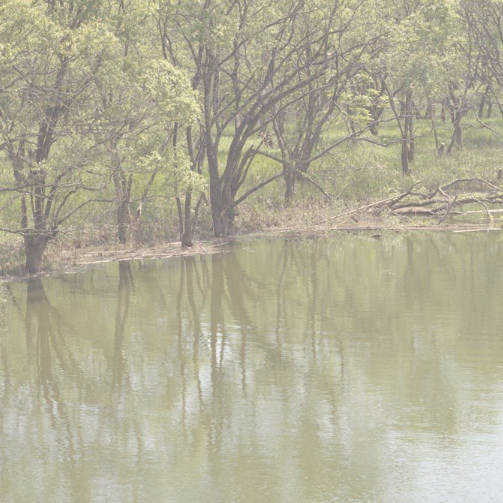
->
[244, 114, 503, 206]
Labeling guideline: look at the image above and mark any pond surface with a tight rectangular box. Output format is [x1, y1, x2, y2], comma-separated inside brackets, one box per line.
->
[1, 233, 503, 502]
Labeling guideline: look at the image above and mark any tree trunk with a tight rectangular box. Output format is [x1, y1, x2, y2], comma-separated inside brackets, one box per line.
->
[181, 226, 193, 248]
[408, 136, 415, 162]
[425, 101, 433, 120]
[207, 141, 237, 237]
[212, 205, 234, 237]
[117, 199, 130, 245]
[406, 108, 415, 162]
[211, 187, 235, 237]
[479, 86, 489, 118]
[400, 94, 412, 175]
[455, 119, 463, 148]
[24, 234, 49, 274]
[447, 115, 463, 154]
[406, 93, 414, 163]
[284, 165, 296, 206]
[487, 99, 493, 119]
[112, 168, 132, 246]
[181, 191, 194, 248]
[401, 141, 410, 175]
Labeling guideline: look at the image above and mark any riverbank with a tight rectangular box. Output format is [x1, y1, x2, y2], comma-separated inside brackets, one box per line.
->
[2, 203, 501, 283]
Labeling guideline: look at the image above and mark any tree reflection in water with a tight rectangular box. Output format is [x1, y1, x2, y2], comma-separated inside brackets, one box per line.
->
[2, 234, 503, 501]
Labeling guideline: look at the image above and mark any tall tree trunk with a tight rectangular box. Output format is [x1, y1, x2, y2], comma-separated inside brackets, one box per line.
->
[209, 182, 235, 237]
[384, 85, 412, 176]
[400, 95, 412, 175]
[455, 120, 463, 147]
[112, 170, 132, 245]
[284, 165, 296, 206]
[430, 110, 442, 156]
[24, 234, 49, 274]
[117, 199, 130, 245]
[401, 142, 410, 175]
[176, 191, 194, 248]
[211, 202, 235, 237]
[479, 86, 490, 117]
[207, 141, 236, 237]
[406, 92, 414, 162]
[425, 101, 433, 120]
[447, 113, 463, 154]
[487, 99, 493, 119]
[182, 192, 194, 248]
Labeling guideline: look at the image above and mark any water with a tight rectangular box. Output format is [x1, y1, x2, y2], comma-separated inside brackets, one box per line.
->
[1, 233, 503, 502]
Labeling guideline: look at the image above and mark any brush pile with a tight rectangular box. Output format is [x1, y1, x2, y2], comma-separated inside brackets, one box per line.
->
[331, 178, 503, 226]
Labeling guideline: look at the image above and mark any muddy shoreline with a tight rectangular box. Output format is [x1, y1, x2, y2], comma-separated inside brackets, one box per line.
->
[2, 218, 501, 284]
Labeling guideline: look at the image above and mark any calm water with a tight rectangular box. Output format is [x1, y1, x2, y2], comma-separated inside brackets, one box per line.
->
[1, 233, 503, 502]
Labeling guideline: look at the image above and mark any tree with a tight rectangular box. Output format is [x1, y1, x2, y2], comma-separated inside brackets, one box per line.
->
[0, 0, 120, 272]
[92, 56, 199, 245]
[154, 0, 208, 247]
[461, 0, 503, 118]
[440, 0, 483, 154]
[375, 0, 459, 172]
[163, 0, 362, 236]
[260, 1, 382, 204]
[92, 0, 200, 246]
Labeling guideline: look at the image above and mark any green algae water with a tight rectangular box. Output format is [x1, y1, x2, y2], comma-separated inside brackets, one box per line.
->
[2, 233, 503, 502]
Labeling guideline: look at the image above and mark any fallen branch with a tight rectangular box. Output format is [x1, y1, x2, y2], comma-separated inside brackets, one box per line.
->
[329, 178, 503, 224]
[329, 192, 410, 221]
[440, 178, 501, 193]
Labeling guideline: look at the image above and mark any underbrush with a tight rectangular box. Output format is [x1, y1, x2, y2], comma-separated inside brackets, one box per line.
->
[0, 239, 25, 277]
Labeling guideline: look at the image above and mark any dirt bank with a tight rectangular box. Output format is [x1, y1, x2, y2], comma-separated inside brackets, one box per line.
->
[2, 213, 501, 283]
